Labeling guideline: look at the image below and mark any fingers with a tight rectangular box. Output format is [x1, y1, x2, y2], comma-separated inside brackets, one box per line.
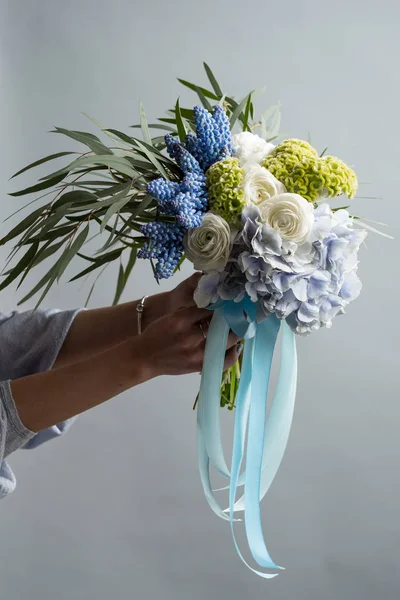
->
[176, 305, 211, 324]
[227, 330, 240, 349]
[223, 343, 243, 371]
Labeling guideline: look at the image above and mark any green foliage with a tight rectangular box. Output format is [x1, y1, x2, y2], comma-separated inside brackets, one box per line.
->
[1, 63, 281, 306]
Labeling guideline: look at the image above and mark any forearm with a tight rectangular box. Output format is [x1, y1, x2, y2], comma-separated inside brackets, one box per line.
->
[11, 337, 150, 433]
[54, 291, 171, 368]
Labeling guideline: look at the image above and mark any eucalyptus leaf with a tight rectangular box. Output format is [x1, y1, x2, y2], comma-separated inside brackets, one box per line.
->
[230, 94, 251, 129]
[9, 173, 67, 197]
[101, 184, 132, 232]
[194, 86, 212, 112]
[10, 152, 77, 180]
[203, 63, 223, 98]
[177, 79, 218, 100]
[123, 246, 137, 287]
[17, 261, 60, 305]
[40, 155, 137, 181]
[139, 101, 152, 146]
[242, 93, 253, 132]
[0, 206, 44, 246]
[56, 224, 90, 282]
[112, 263, 125, 305]
[130, 123, 176, 132]
[0, 242, 39, 292]
[52, 127, 113, 155]
[134, 139, 169, 179]
[69, 247, 123, 282]
[175, 98, 187, 142]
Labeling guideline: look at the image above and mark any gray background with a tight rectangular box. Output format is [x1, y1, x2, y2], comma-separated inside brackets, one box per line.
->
[0, 0, 399, 598]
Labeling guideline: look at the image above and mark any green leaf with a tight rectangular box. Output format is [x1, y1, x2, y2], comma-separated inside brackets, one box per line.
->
[84, 264, 109, 307]
[0, 242, 39, 292]
[123, 246, 137, 288]
[194, 86, 212, 112]
[175, 98, 187, 142]
[173, 253, 186, 274]
[242, 93, 253, 132]
[56, 224, 90, 282]
[9, 173, 66, 197]
[52, 127, 113, 155]
[203, 63, 223, 98]
[320, 147, 328, 157]
[129, 194, 153, 219]
[22, 223, 77, 245]
[112, 263, 125, 305]
[69, 248, 123, 282]
[40, 155, 137, 181]
[139, 101, 152, 146]
[133, 139, 169, 179]
[10, 152, 77, 180]
[268, 109, 281, 138]
[82, 113, 124, 145]
[177, 79, 218, 100]
[52, 190, 98, 210]
[20, 204, 72, 243]
[104, 128, 136, 146]
[130, 123, 176, 132]
[101, 184, 132, 232]
[0, 206, 44, 246]
[230, 94, 251, 129]
[17, 261, 60, 305]
[30, 239, 65, 268]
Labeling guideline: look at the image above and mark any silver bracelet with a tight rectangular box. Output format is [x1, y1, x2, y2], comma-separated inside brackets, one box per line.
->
[136, 295, 148, 335]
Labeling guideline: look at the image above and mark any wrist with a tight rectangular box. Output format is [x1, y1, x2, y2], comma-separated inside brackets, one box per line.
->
[141, 291, 173, 331]
[125, 336, 159, 384]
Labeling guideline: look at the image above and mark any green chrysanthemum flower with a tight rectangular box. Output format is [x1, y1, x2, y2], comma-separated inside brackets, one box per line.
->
[262, 138, 358, 202]
[206, 157, 246, 224]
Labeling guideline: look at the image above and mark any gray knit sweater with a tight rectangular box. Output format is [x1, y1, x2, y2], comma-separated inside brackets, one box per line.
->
[0, 308, 80, 498]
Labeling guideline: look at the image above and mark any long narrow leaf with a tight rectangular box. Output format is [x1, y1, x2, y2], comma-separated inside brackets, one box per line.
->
[175, 98, 187, 142]
[194, 86, 212, 111]
[139, 101, 152, 146]
[52, 127, 113, 155]
[0, 242, 39, 292]
[101, 184, 132, 232]
[0, 206, 44, 246]
[230, 93, 252, 129]
[203, 63, 223, 98]
[17, 261, 60, 305]
[10, 152, 77, 180]
[112, 263, 125, 305]
[9, 173, 66, 197]
[56, 224, 90, 282]
[177, 79, 218, 100]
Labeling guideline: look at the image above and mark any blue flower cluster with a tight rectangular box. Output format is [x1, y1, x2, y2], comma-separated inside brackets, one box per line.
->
[194, 204, 366, 335]
[138, 105, 232, 278]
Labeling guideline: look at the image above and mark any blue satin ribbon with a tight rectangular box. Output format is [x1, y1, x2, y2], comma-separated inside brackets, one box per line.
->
[196, 297, 297, 578]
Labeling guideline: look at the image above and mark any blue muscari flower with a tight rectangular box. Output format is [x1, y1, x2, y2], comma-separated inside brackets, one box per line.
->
[138, 221, 185, 279]
[140, 104, 233, 279]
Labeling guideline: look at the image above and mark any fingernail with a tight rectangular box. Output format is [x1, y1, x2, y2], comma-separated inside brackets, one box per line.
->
[236, 342, 243, 355]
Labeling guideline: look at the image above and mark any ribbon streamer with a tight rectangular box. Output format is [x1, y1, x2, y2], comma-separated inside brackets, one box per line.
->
[196, 298, 297, 577]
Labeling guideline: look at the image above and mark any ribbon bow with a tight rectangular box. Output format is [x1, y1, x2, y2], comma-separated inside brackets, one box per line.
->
[196, 297, 297, 578]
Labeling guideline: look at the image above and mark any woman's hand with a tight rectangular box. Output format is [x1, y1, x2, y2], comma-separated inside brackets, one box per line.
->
[142, 272, 201, 330]
[136, 305, 241, 379]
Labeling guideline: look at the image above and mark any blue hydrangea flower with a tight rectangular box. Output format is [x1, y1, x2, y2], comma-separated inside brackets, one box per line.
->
[194, 203, 366, 334]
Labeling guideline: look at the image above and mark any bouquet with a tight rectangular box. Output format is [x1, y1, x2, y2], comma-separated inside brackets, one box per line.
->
[2, 64, 386, 578]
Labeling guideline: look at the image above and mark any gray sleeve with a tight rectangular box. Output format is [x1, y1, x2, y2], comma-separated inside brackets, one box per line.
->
[0, 308, 82, 498]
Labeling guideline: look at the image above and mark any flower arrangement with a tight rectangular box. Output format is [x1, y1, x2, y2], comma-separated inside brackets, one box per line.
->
[1, 64, 385, 578]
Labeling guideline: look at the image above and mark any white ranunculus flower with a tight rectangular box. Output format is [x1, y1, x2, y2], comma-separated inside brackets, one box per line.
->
[242, 163, 286, 206]
[232, 131, 275, 166]
[184, 213, 233, 272]
[259, 193, 314, 244]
